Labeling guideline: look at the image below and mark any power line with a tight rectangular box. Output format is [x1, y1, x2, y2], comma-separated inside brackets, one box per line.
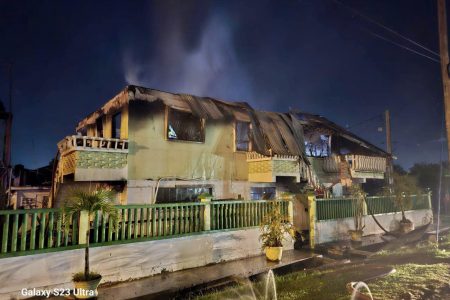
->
[331, 0, 440, 58]
[365, 30, 440, 64]
[347, 113, 383, 129]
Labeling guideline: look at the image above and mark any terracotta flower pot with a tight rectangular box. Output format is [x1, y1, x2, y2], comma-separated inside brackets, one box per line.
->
[266, 246, 283, 261]
[73, 276, 102, 299]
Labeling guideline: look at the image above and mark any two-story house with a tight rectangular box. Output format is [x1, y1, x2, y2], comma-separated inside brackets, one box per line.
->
[53, 85, 389, 206]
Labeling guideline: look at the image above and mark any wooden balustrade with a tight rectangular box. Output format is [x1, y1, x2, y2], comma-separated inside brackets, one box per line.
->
[57, 135, 128, 154]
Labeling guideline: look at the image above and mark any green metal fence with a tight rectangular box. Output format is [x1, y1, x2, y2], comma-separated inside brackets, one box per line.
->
[1, 200, 289, 257]
[316, 194, 431, 221]
[90, 202, 206, 244]
[210, 200, 289, 230]
[0, 208, 79, 255]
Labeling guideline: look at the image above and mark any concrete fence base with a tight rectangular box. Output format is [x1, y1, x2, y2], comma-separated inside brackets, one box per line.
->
[314, 209, 433, 244]
[0, 228, 293, 299]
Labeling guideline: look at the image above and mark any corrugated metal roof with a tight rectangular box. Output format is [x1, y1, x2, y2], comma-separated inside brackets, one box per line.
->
[75, 85, 308, 160]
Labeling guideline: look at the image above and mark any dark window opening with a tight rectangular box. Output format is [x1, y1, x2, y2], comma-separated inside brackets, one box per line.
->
[112, 112, 121, 139]
[156, 186, 213, 203]
[305, 134, 330, 157]
[96, 117, 103, 138]
[236, 121, 251, 151]
[250, 187, 276, 200]
[167, 108, 204, 142]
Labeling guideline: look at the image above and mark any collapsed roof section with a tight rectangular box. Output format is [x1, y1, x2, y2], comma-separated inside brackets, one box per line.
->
[294, 111, 389, 157]
[76, 85, 308, 161]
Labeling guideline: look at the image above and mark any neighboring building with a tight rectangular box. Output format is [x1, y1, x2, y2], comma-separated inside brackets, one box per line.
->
[53, 85, 389, 205]
[10, 186, 51, 209]
[296, 112, 389, 197]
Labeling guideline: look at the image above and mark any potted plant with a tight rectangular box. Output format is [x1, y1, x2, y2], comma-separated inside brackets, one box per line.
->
[260, 202, 296, 261]
[348, 185, 366, 242]
[389, 173, 421, 233]
[61, 187, 118, 299]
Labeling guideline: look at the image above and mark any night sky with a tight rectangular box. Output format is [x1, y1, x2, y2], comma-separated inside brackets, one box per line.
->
[0, 0, 446, 169]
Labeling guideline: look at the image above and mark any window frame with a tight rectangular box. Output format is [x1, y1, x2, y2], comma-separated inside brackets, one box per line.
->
[164, 106, 206, 143]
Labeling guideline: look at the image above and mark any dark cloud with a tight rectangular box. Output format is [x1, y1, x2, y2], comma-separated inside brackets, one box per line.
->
[0, 0, 446, 169]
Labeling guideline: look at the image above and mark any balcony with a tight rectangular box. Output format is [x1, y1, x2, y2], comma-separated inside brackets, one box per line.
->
[345, 155, 386, 179]
[57, 136, 129, 181]
[246, 152, 308, 183]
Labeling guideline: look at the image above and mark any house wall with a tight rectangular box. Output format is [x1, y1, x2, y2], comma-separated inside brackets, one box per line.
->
[126, 101, 249, 200]
[314, 208, 433, 244]
[0, 228, 294, 299]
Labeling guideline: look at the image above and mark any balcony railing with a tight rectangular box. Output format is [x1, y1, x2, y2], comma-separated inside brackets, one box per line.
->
[246, 152, 306, 182]
[57, 135, 128, 155]
[345, 155, 386, 173]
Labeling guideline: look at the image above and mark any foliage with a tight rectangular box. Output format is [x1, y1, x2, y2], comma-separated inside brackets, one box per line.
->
[388, 172, 421, 222]
[259, 202, 295, 248]
[348, 184, 366, 232]
[61, 187, 118, 281]
[73, 271, 102, 282]
[198, 193, 212, 199]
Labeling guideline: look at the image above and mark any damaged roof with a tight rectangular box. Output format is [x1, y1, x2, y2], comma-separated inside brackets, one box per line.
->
[75, 85, 387, 160]
[294, 111, 389, 157]
[76, 85, 307, 159]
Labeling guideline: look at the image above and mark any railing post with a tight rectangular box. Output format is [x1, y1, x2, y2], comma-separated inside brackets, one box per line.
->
[201, 200, 211, 231]
[308, 194, 316, 249]
[78, 211, 89, 245]
[288, 200, 294, 224]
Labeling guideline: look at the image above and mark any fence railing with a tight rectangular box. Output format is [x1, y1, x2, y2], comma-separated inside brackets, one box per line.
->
[90, 203, 206, 244]
[0, 208, 79, 255]
[210, 200, 289, 230]
[0, 200, 291, 257]
[316, 194, 431, 221]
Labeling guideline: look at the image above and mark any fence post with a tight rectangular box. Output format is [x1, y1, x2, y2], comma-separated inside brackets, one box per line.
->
[78, 211, 89, 244]
[202, 200, 211, 231]
[288, 200, 294, 224]
[307, 194, 316, 249]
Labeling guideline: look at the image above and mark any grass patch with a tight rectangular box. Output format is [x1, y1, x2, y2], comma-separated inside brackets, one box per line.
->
[197, 239, 450, 300]
[369, 263, 450, 299]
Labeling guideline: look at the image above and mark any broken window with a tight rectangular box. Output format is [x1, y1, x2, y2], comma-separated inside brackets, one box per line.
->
[166, 108, 205, 142]
[112, 112, 121, 139]
[235, 121, 251, 151]
[250, 187, 276, 200]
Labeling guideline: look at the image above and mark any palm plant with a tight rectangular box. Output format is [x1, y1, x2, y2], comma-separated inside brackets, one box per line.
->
[62, 187, 118, 281]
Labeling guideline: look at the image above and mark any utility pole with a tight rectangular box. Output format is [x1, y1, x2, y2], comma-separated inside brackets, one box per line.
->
[385, 109, 393, 185]
[438, 0, 450, 163]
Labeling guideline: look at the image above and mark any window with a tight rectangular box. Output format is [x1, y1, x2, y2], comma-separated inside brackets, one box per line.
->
[305, 134, 330, 157]
[112, 112, 121, 139]
[166, 108, 205, 142]
[250, 187, 276, 200]
[156, 186, 212, 203]
[235, 121, 251, 151]
[96, 117, 103, 138]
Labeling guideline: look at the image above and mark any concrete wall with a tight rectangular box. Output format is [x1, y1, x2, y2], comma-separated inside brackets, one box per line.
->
[314, 209, 433, 244]
[127, 101, 248, 183]
[0, 228, 294, 299]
